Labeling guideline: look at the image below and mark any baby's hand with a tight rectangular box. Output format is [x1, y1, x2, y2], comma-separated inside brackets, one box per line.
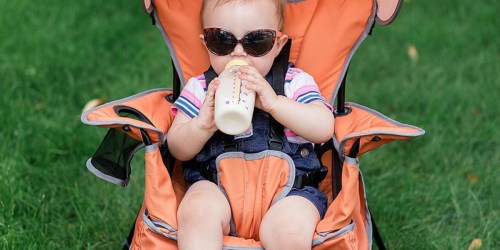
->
[196, 78, 219, 133]
[238, 66, 278, 113]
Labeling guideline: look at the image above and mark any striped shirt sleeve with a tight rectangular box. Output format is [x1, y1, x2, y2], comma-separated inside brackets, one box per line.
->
[171, 75, 207, 119]
[284, 68, 333, 144]
[284, 68, 332, 111]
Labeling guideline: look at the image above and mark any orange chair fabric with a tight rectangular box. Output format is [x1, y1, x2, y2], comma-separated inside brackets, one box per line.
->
[153, 0, 374, 102]
[216, 151, 295, 241]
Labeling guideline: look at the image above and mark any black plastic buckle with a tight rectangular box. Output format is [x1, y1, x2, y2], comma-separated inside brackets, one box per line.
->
[222, 141, 237, 152]
[221, 132, 237, 152]
[294, 175, 305, 189]
[268, 137, 283, 150]
[293, 167, 328, 189]
[200, 163, 218, 184]
[268, 128, 283, 150]
[316, 166, 328, 182]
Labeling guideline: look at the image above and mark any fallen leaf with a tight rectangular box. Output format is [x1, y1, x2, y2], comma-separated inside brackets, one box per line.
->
[464, 172, 480, 185]
[82, 98, 107, 113]
[470, 108, 482, 117]
[407, 44, 419, 62]
[35, 102, 44, 111]
[468, 238, 482, 250]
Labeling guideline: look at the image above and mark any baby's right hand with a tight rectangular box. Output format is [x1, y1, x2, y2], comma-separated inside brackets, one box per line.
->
[195, 78, 219, 133]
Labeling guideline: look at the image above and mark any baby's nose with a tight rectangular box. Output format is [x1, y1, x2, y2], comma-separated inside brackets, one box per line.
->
[231, 43, 247, 56]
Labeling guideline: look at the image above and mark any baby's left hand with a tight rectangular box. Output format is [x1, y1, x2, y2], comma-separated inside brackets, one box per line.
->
[238, 66, 278, 113]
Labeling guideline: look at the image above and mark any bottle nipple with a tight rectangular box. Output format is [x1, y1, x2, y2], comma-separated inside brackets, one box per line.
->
[224, 59, 248, 70]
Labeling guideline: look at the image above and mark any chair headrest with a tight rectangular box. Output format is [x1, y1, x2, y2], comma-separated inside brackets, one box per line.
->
[150, 0, 394, 103]
[375, 0, 404, 25]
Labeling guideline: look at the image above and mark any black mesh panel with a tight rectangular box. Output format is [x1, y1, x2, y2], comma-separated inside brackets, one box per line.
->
[90, 128, 143, 185]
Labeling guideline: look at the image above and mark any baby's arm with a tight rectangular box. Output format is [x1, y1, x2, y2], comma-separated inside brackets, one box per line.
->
[167, 112, 215, 161]
[269, 98, 334, 144]
[240, 66, 334, 144]
[167, 79, 219, 161]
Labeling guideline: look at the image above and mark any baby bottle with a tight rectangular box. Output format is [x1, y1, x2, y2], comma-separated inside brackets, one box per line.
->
[214, 59, 256, 135]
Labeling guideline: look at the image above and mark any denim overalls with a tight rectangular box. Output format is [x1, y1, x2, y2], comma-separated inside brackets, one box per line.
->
[184, 68, 328, 218]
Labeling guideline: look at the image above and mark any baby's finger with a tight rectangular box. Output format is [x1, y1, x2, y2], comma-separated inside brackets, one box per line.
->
[239, 65, 260, 77]
[208, 78, 219, 94]
[243, 79, 267, 95]
[240, 72, 264, 86]
[211, 77, 220, 85]
[241, 79, 254, 92]
[209, 77, 220, 88]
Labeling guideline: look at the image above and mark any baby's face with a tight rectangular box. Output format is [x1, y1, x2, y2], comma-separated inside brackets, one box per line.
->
[201, 0, 287, 76]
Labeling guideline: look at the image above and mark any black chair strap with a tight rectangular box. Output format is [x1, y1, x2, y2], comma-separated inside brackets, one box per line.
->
[200, 162, 327, 189]
[292, 166, 328, 189]
[203, 66, 218, 85]
[370, 208, 387, 250]
[267, 39, 291, 150]
[271, 39, 290, 96]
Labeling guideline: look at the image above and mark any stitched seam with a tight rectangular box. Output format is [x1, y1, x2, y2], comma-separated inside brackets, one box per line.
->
[241, 159, 247, 231]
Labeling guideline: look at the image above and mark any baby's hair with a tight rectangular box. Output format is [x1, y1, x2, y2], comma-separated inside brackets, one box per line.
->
[201, 0, 286, 30]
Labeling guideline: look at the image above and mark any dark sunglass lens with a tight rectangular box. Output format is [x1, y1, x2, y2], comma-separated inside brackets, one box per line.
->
[205, 29, 236, 55]
[242, 30, 275, 56]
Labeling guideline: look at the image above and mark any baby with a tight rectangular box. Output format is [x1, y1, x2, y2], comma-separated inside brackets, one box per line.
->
[167, 0, 335, 249]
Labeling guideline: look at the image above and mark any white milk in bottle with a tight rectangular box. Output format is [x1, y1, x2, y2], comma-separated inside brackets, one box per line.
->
[214, 59, 255, 135]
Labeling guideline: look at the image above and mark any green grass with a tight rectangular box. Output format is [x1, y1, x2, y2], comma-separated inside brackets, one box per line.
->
[348, 1, 499, 249]
[0, 0, 498, 249]
[0, 0, 167, 248]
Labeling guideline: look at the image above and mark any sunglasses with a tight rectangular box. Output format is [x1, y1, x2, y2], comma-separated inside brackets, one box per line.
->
[203, 28, 281, 57]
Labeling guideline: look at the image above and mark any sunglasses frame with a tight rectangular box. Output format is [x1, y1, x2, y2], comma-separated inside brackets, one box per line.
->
[203, 28, 282, 57]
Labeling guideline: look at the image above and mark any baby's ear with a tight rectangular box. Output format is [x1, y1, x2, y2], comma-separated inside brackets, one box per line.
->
[199, 34, 209, 51]
[275, 34, 289, 57]
[199, 34, 205, 44]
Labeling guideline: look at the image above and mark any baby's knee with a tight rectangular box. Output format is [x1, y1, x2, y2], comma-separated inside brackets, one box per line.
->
[177, 195, 207, 222]
[178, 182, 231, 223]
[259, 196, 319, 249]
[260, 228, 313, 250]
[260, 218, 315, 250]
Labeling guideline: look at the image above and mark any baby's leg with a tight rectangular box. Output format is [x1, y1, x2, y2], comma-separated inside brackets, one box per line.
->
[177, 180, 231, 250]
[259, 196, 320, 250]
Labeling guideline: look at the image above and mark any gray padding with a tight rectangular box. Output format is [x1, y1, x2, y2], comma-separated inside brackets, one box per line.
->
[142, 209, 177, 241]
[313, 221, 355, 245]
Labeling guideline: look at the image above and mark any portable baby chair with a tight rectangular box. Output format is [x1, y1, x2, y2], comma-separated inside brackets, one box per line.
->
[81, 0, 424, 249]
